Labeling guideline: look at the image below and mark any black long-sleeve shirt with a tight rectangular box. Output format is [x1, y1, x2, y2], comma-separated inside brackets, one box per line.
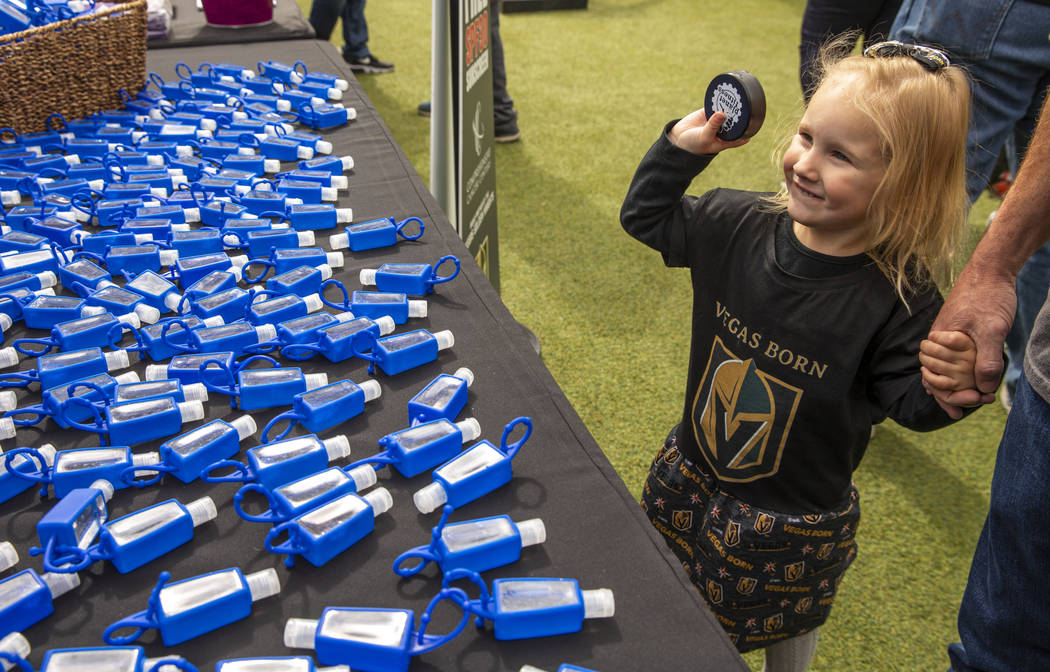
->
[621, 126, 963, 513]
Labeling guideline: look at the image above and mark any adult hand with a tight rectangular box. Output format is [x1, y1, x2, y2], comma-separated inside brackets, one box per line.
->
[922, 260, 1014, 418]
[669, 109, 751, 156]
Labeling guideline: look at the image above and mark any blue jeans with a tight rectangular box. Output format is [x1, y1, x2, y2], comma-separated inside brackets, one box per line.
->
[892, 0, 1050, 403]
[891, 0, 1050, 202]
[948, 370, 1050, 672]
[308, 0, 370, 59]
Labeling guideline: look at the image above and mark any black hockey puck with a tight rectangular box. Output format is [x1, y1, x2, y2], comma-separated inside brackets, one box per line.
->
[704, 70, 766, 141]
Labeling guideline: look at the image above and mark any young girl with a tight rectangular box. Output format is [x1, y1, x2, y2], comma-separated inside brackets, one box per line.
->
[621, 42, 976, 671]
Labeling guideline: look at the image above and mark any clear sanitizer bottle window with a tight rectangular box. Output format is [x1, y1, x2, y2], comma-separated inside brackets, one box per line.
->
[104, 567, 281, 646]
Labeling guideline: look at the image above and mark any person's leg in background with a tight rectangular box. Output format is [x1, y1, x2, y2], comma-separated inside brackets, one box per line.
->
[948, 365, 1050, 672]
[308, 0, 344, 43]
[340, 0, 394, 73]
[797, 0, 901, 101]
[418, 0, 521, 142]
[489, 0, 520, 142]
[762, 630, 820, 672]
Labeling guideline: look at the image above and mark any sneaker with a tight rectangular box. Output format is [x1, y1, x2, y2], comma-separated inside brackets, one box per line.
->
[344, 54, 394, 74]
[418, 101, 431, 117]
[494, 120, 521, 143]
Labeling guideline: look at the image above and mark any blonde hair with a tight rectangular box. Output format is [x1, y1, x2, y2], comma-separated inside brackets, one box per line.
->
[769, 39, 970, 302]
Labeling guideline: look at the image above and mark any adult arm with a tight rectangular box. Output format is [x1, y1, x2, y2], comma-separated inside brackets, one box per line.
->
[925, 92, 1050, 417]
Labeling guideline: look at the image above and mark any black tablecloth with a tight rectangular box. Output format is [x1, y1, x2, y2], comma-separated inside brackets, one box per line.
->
[0, 40, 748, 672]
[147, 0, 314, 49]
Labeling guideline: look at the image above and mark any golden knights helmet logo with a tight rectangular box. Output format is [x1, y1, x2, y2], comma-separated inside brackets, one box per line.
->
[784, 561, 806, 582]
[764, 613, 783, 632]
[724, 520, 741, 547]
[754, 512, 776, 535]
[672, 510, 693, 532]
[692, 337, 802, 482]
[706, 579, 724, 605]
[816, 542, 836, 560]
[794, 597, 814, 614]
[737, 577, 757, 595]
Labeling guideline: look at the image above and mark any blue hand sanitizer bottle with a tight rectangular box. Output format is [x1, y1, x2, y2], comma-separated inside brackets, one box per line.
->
[203, 363, 329, 411]
[352, 329, 454, 376]
[407, 367, 474, 425]
[0, 568, 80, 638]
[264, 487, 393, 567]
[413, 417, 532, 514]
[358, 256, 460, 296]
[282, 600, 469, 672]
[354, 418, 481, 478]
[393, 506, 546, 578]
[31, 479, 115, 573]
[261, 379, 381, 442]
[327, 216, 424, 252]
[61, 396, 205, 447]
[266, 264, 332, 298]
[78, 495, 218, 574]
[450, 570, 616, 641]
[103, 567, 281, 646]
[123, 415, 257, 485]
[327, 289, 425, 325]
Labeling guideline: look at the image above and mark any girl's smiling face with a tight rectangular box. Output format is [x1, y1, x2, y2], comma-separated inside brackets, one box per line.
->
[782, 79, 888, 256]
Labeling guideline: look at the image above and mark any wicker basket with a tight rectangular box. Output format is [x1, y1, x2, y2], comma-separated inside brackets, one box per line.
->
[0, 0, 147, 134]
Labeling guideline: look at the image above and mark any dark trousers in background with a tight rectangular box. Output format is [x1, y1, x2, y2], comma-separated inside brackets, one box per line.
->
[798, 0, 902, 99]
[309, 0, 370, 59]
[490, 0, 517, 131]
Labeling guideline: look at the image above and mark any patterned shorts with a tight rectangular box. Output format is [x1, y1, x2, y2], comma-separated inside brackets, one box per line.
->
[641, 427, 860, 653]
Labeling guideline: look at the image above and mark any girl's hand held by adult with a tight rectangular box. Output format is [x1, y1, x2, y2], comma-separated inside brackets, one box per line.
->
[669, 109, 751, 156]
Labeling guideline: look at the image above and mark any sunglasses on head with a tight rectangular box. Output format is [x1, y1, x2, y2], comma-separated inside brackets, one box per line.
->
[862, 40, 951, 71]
